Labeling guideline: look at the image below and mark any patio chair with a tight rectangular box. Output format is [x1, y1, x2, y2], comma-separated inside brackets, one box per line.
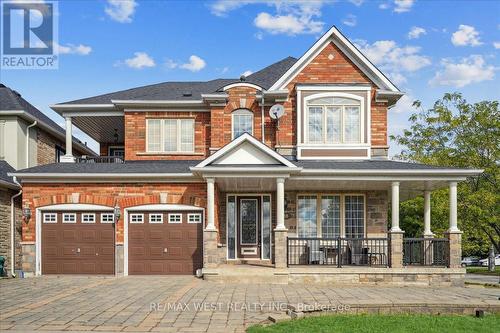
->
[307, 240, 325, 264]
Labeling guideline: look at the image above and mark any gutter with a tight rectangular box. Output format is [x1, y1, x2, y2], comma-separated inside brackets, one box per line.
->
[10, 177, 22, 278]
[26, 120, 37, 168]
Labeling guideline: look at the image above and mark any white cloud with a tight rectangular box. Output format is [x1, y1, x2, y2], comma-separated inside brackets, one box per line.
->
[348, 0, 364, 6]
[408, 26, 426, 39]
[392, 94, 415, 114]
[211, 1, 329, 36]
[429, 55, 495, 87]
[164, 59, 178, 69]
[105, 0, 137, 23]
[241, 70, 253, 77]
[394, 0, 414, 13]
[494, 42, 500, 49]
[180, 55, 206, 72]
[57, 43, 92, 55]
[254, 31, 264, 40]
[356, 39, 431, 74]
[387, 72, 407, 85]
[451, 25, 482, 46]
[379, 3, 390, 9]
[342, 14, 357, 27]
[119, 52, 155, 69]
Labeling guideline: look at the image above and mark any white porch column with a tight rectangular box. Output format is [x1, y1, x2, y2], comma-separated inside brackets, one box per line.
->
[423, 190, 433, 236]
[390, 181, 402, 232]
[206, 178, 216, 231]
[60, 116, 75, 163]
[275, 177, 286, 230]
[448, 181, 459, 232]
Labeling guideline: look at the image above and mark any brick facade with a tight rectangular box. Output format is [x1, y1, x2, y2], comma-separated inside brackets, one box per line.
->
[21, 182, 212, 244]
[0, 188, 22, 275]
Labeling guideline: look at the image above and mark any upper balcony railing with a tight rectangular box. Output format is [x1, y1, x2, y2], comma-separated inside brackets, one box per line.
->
[76, 156, 124, 164]
[287, 237, 389, 267]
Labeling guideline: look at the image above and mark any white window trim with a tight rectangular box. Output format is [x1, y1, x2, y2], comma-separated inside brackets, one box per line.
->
[130, 213, 144, 224]
[149, 213, 164, 224]
[296, 193, 366, 239]
[62, 213, 76, 224]
[304, 92, 365, 145]
[146, 118, 195, 154]
[100, 213, 115, 223]
[43, 213, 57, 224]
[81, 213, 96, 224]
[231, 109, 254, 140]
[168, 213, 182, 224]
[187, 213, 202, 224]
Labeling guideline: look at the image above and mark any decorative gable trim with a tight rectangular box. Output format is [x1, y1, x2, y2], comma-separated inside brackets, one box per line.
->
[193, 133, 297, 168]
[269, 26, 400, 93]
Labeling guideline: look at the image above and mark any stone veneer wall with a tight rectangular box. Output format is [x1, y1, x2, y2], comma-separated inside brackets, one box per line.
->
[0, 188, 22, 276]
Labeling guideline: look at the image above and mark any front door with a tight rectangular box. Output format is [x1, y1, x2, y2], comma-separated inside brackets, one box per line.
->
[237, 197, 260, 259]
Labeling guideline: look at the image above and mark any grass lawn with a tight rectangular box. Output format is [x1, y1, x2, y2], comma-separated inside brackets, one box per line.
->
[247, 314, 500, 333]
[466, 266, 500, 276]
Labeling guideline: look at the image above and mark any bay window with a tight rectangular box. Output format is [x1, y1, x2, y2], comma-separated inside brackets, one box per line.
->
[297, 194, 365, 238]
[306, 96, 362, 144]
[146, 119, 194, 153]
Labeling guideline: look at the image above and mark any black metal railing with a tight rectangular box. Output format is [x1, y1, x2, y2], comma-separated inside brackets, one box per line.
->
[76, 156, 124, 163]
[287, 237, 389, 267]
[403, 238, 449, 266]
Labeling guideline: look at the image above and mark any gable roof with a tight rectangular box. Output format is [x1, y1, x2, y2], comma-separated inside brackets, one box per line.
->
[193, 133, 298, 169]
[269, 26, 400, 92]
[0, 84, 96, 155]
[244, 57, 297, 89]
[0, 160, 19, 189]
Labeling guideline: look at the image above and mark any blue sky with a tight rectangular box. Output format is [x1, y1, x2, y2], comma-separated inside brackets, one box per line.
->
[2, 0, 499, 156]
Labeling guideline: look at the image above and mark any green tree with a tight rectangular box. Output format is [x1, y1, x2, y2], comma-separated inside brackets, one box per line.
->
[391, 93, 499, 256]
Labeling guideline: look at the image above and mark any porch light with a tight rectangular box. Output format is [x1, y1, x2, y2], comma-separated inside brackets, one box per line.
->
[22, 207, 31, 224]
[113, 205, 121, 222]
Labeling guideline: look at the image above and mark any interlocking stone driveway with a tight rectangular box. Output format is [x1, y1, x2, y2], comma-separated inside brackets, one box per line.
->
[1, 276, 499, 333]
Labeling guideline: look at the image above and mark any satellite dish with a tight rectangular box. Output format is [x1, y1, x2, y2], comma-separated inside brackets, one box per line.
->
[269, 104, 285, 120]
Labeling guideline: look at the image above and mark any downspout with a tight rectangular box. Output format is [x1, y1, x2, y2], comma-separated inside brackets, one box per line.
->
[26, 120, 37, 168]
[10, 176, 22, 278]
[261, 90, 265, 143]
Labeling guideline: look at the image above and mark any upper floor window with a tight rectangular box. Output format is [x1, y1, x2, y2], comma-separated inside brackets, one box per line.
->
[306, 96, 362, 144]
[232, 109, 253, 139]
[146, 119, 194, 153]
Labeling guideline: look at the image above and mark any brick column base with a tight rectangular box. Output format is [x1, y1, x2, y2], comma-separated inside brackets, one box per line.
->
[203, 229, 219, 269]
[274, 229, 288, 269]
[445, 231, 462, 268]
[389, 231, 404, 268]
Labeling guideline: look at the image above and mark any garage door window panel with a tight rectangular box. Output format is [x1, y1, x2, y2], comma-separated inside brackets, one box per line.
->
[101, 213, 114, 223]
[62, 213, 76, 224]
[130, 214, 144, 223]
[82, 213, 96, 223]
[168, 214, 182, 224]
[149, 213, 164, 224]
[43, 213, 57, 223]
[188, 213, 202, 224]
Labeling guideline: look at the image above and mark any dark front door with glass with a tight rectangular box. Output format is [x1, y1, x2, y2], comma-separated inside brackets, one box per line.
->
[237, 197, 260, 259]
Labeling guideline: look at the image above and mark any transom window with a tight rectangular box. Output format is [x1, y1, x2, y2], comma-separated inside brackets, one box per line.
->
[149, 213, 163, 224]
[306, 96, 362, 144]
[232, 109, 253, 139]
[297, 194, 365, 239]
[147, 119, 194, 153]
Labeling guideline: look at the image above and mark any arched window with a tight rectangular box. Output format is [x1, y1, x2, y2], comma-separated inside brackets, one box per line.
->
[306, 95, 362, 144]
[232, 109, 253, 139]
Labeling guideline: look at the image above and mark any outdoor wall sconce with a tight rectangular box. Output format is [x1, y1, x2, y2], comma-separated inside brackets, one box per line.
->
[113, 205, 121, 223]
[22, 207, 31, 224]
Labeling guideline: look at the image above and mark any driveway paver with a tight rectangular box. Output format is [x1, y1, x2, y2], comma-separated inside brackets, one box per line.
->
[1, 276, 499, 332]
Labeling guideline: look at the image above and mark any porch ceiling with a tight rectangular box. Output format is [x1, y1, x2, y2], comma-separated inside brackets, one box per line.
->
[73, 116, 124, 144]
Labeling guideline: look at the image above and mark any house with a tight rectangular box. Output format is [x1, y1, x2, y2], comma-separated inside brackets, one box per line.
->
[0, 84, 95, 276]
[11, 27, 481, 285]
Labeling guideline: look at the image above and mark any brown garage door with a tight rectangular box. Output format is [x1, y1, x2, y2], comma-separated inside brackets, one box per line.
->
[42, 211, 115, 275]
[128, 210, 203, 275]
